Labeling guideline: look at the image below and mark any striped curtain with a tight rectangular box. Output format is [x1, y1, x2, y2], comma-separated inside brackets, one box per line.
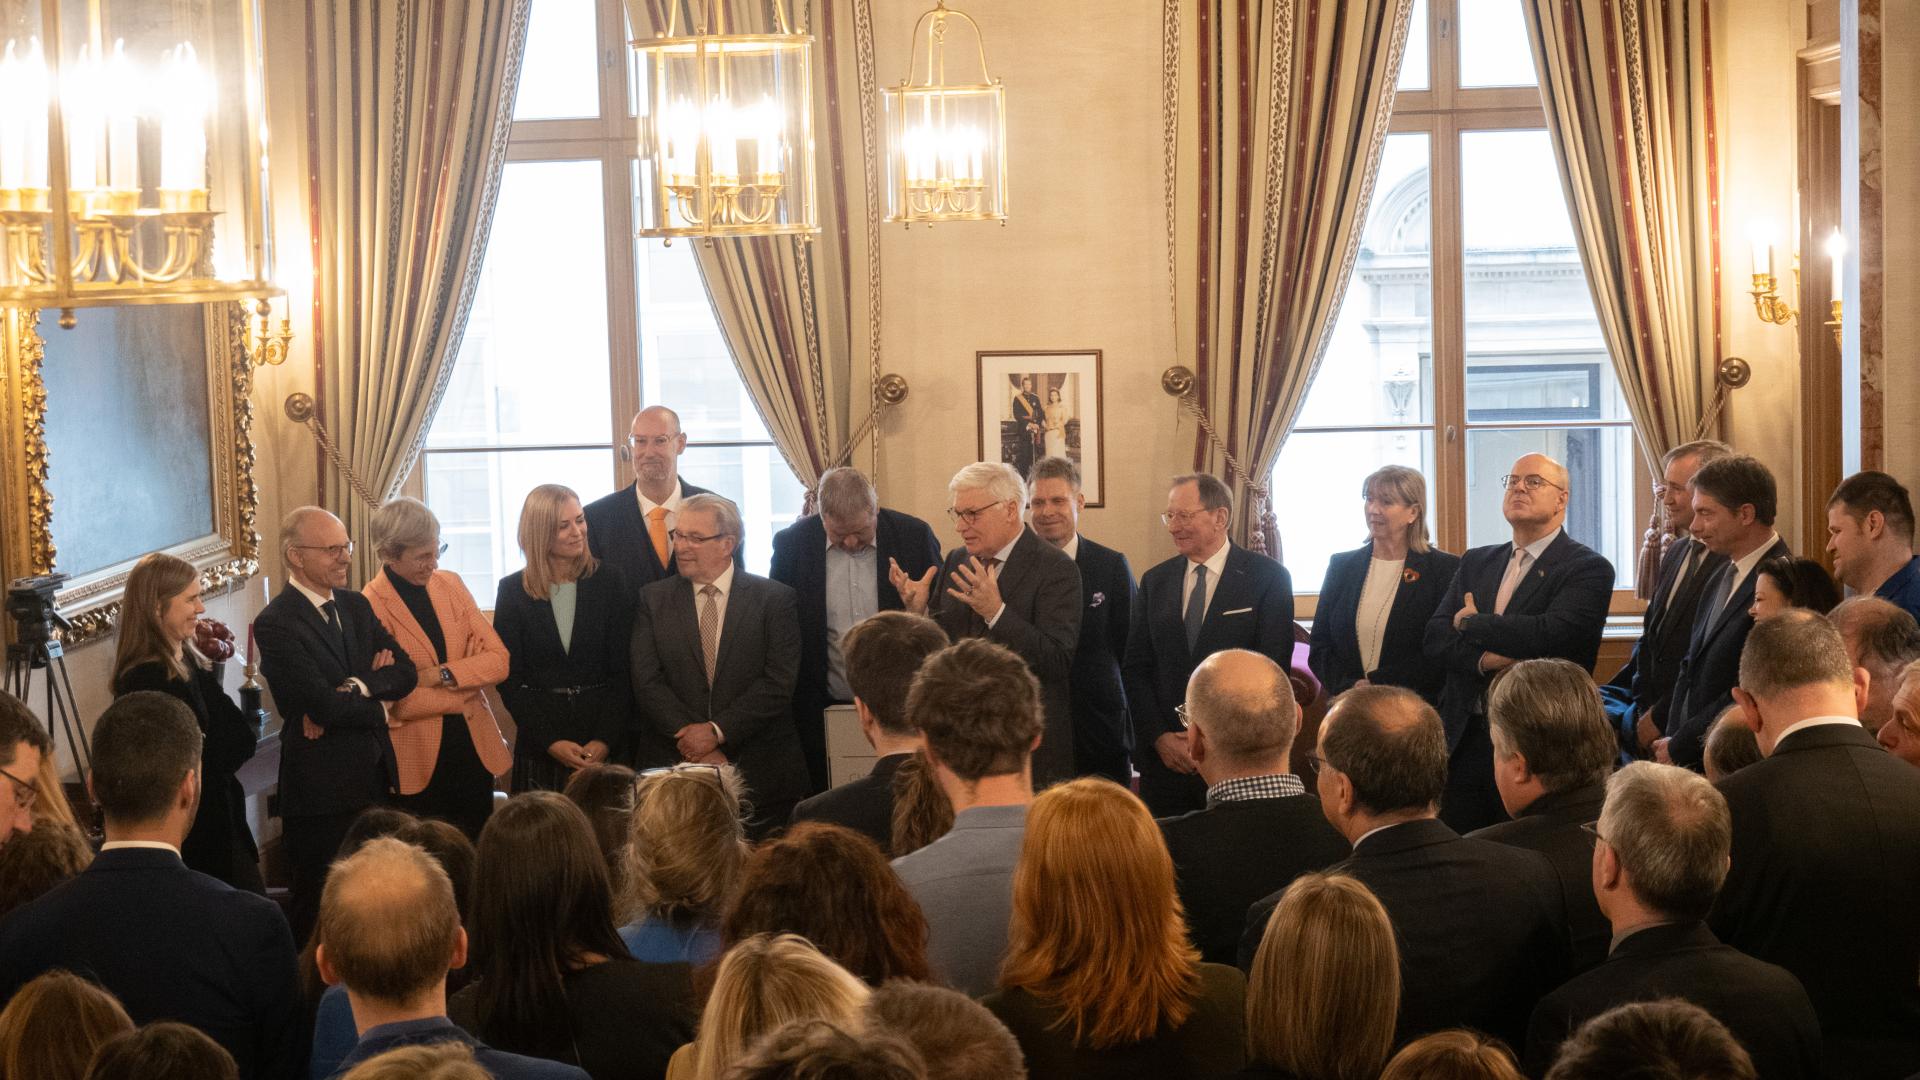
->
[306, 0, 530, 576]
[1520, 0, 1726, 593]
[1169, 0, 1415, 557]
[627, 0, 881, 502]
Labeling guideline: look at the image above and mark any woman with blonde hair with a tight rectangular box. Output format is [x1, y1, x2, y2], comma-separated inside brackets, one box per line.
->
[0, 970, 133, 1080]
[617, 763, 750, 964]
[493, 485, 633, 792]
[666, 933, 871, 1080]
[1309, 465, 1460, 703]
[1239, 873, 1398, 1080]
[985, 778, 1246, 1078]
[109, 551, 261, 889]
[362, 497, 512, 838]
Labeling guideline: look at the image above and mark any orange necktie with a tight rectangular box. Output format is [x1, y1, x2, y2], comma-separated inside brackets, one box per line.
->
[647, 506, 671, 568]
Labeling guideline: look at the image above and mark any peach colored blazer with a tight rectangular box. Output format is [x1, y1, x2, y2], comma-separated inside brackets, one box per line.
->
[363, 569, 513, 794]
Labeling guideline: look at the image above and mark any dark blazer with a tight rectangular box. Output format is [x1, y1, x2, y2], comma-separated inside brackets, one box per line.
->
[1524, 921, 1821, 1080]
[1124, 545, 1296, 809]
[1603, 536, 1726, 723]
[113, 661, 260, 890]
[1468, 782, 1609, 974]
[0, 848, 303, 1080]
[983, 962, 1247, 1080]
[1662, 536, 1791, 770]
[582, 479, 736, 600]
[1242, 819, 1567, 1051]
[1310, 542, 1460, 703]
[331, 1017, 588, 1080]
[630, 570, 807, 805]
[1711, 722, 1920, 1079]
[256, 584, 417, 819]
[929, 527, 1082, 785]
[1158, 793, 1349, 966]
[1069, 535, 1137, 777]
[1424, 531, 1614, 750]
[493, 566, 634, 755]
[450, 958, 697, 1080]
[790, 751, 911, 853]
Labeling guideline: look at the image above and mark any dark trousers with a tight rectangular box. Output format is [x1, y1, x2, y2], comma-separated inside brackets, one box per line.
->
[1136, 745, 1207, 818]
[748, 798, 800, 841]
[1073, 727, 1131, 787]
[1439, 714, 1508, 833]
[795, 702, 831, 796]
[389, 716, 497, 841]
[282, 808, 366, 948]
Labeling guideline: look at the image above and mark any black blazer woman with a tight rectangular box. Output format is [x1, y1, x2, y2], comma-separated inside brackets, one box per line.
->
[1310, 466, 1459, 704]
[494, 483, 634, 793]
[110, 552, 261, 892]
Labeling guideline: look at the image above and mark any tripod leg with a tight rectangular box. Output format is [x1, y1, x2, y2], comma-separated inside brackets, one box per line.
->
[50, 653, 91, 774]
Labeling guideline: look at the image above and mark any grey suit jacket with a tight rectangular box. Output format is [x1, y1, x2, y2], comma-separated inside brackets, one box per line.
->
[892, 804, 1028, 997]
[629, 571, 807, 804]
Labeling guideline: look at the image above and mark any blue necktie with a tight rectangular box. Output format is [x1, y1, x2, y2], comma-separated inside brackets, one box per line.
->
[1185, 564, 1208, 650]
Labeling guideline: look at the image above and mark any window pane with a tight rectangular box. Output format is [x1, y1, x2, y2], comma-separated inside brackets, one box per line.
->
[679, 445, 807, 575]
[425, 448, 611, 604]
[429, 160, 613, 450]
[1465, 427, 1637, 588]
[1273, 430, 1437, 594]
[1458, 0, 1538, 88]
[1295, 133, 1433, 428]
[1397, 0, 1429, 91]
[514, 0, 601, 120]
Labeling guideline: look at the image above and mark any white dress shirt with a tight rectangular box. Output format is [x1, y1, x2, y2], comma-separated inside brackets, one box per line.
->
[100, 840, 183, 856]
[289, 577, 368, 696]
[635, 478, 686, 533]
[980, 533, 1021, 628]
[1773, 714, 1861, 745]
[1059, 533, 1081, 562]
[1180, 540, 1233, 621]
[1712, 532, 1781, 622]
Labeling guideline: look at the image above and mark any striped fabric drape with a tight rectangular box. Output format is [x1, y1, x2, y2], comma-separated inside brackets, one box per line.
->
[306, 0, 530, 576]
[1521, 0, 1726, 595]
[1169, 0, 1415, 558]
[627, 0, 881, 503]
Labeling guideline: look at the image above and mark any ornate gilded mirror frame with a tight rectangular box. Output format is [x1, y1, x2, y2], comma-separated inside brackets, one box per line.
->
[0, 303, 260, 649]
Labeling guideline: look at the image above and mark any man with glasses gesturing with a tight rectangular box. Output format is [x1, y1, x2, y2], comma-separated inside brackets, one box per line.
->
[1424, 453, 1613, 834]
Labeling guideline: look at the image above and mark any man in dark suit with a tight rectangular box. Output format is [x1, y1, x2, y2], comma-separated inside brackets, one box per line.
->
[1711, 610, 1920, 1079]
[1425, 452, 1613, 832]
[1009, 377, 1044, 480]
[770, 467, 941, 793]
[0, 693, 302, 1080]
[584, 405, 736, 602]
[1653, 455, 1790, 770]
[789, 611, 949, 851]
[1158, 649, 1346, 965]
[631, 494, 806, 836]
[256, 505, 417, 944]
[1124, 473, 1296, 817]
[1472, 658, 1615, 974]
[1240, 686, 1567, 1050]
[890, 463, 1081, 786]
[1026, 455, 1136, 783]
[1523, 761, 1820, 1079]
[1601, 440, 1731, 756]
[1827, 470, 1920, 623]
[318, 837, 589, 1080]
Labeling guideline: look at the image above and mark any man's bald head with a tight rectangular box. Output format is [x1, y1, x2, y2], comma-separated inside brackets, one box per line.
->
[1320, 686, 1447, 816]
[1185, 649, 1299, 767]
[632, 405, 682, 434]
[1516, 452, 1569, 490]
[315, 838, 461, 1007]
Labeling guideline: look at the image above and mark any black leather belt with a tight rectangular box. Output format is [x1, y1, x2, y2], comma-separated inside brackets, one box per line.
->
[544, 684, 608, 697]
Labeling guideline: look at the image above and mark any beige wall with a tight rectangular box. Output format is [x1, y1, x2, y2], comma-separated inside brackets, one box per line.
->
[1877, 2, 1920, 482]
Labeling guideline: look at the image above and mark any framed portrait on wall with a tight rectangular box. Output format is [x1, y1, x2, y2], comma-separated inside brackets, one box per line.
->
[975, 350, 1105, 507]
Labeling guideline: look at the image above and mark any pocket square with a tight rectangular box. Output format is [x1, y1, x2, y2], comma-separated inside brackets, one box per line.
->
[1221, 607, 1253, 616]
[1090, 591, 1106, 608]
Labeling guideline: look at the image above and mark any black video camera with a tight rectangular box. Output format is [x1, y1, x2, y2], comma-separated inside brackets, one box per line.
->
[6, 573, 70, 647]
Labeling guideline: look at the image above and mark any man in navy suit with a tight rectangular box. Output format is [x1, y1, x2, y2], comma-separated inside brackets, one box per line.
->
[256, 505, 418, 944]
[1124, 473, 1295, 817]
[319, 837, 588, 1080]
[1654, 455, 1790, 770]
[1026, 455, 1136, 783]
[770, 467, 941, 793]
[0, 692, 303, 1080]
[1600, 440, 1731, 756]
[584, 406, 736, 602]
[1425, 453, 1613, 832]
[1826, 470, 1920, 623]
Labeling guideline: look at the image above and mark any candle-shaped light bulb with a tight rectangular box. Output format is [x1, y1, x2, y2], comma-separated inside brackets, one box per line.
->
[159, 43, 211, 193]
[65, 43, 105, 191]
[1748, 221, 1773, 279]
[106, 40, 138, 194]
[708, 97, 738, 178]
[665, 98, 698, 177]
[0, 42, 23, 190]
[15, 38, 49, 190]
[1825, 228, 1847, 305]
[754, 96, 778, 177]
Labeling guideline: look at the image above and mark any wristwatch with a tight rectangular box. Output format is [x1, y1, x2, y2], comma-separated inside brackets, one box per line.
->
[438, 666, 454, 687]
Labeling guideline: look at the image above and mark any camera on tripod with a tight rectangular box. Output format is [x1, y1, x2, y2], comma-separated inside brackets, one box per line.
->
[6, 573, 71, 657]
[6, 571, 89, 786]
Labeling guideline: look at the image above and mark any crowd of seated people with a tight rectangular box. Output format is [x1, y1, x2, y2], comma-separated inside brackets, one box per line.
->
[2, 411, 1920, 1079]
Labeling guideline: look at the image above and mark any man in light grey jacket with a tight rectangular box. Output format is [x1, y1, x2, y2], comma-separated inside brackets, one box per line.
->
[891, 638, 1043, 996]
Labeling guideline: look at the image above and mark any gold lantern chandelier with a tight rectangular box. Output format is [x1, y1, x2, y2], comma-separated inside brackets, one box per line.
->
[883, 0, 1006, 226]
[632, 0, 817, 239]
[0, 0, 278, 327]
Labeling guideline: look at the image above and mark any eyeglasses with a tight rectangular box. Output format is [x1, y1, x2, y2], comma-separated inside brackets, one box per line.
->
[1304, 752, 1331, 775]
[1579, 820, 1611, 846]
[638, 763, 725, 781]
[1173, 703, 1192, 729]
[668, 529, 725, 547]
[946, 500, 1008, 526]
[402, 543, 449, 561]
[1160, 509, 1217, 526]
[1500, 474, 1566, 493]
[0, 766, 38, 812]
[626, 434, 680, 450]
[292, 542, 355, 559]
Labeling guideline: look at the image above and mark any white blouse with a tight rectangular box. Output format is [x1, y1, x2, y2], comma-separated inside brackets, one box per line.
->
[1356, 556, 1405, 675]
